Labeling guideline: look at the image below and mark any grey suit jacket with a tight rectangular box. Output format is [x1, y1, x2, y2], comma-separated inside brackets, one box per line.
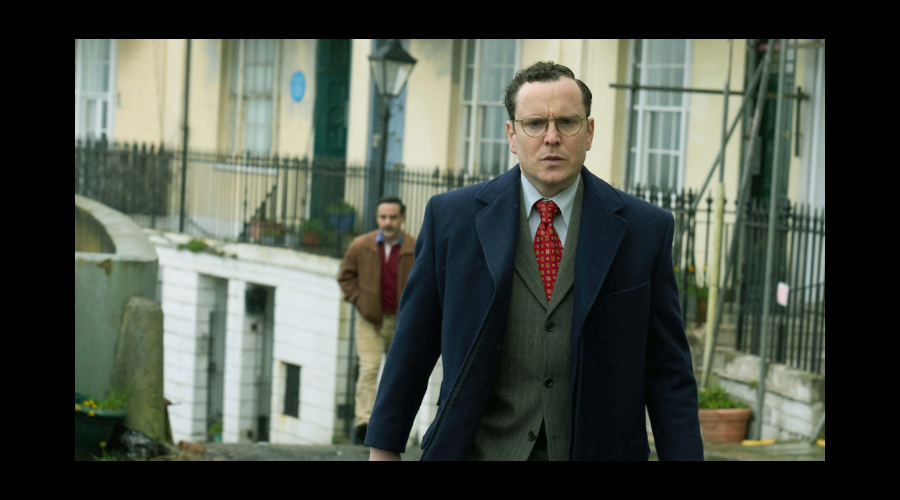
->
[469, 180, 584, 461]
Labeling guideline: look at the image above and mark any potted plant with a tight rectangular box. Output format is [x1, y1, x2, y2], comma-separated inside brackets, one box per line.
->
[261, 229, 284, 247]
[250, 217, 283, 243]
[697, 385, 751, 443]
[300, 218, 325, 247]
[74, 390, 128, 457]
[208, 422, 223, 443]
[326, 201, 356, 233]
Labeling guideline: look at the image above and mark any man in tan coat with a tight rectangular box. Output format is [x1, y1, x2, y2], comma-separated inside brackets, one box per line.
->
[337, 196, 416, 444]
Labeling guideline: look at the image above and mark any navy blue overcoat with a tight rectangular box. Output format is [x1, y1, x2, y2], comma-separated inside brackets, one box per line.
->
[366, 166, 704, 461]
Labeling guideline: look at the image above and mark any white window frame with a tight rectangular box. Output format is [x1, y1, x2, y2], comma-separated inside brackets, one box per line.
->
[624, 39, 692, 194]
[223, 39, 281, 157]
[75, 39, 117, 142]
[458, 39, 521, 177]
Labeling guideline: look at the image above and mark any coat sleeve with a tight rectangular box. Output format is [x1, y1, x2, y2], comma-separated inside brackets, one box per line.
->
[645, 213, 705, 461]
[336, 241, 360, 304]
[364, 198, 444, 453]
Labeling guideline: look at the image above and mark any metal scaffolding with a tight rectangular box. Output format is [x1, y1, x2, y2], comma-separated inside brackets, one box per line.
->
[610, 39, 824, 440]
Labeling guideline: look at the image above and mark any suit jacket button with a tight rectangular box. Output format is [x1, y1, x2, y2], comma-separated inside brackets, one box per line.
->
[543, 378, 554, 388]
[528, 431, 536, 441]
[545, 322, 555, 332]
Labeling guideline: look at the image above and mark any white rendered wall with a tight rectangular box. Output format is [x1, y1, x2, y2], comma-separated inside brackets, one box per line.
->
[149, 231, 348, 445]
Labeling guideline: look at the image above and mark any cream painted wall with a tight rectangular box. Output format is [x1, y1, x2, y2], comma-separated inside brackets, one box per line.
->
[114, 39, 193, 147]
[785, 41, 808, 205]
[610, 39, 632, 189]
[115, 39, 318, 157]
[186, 39, 223, 152]
[116, 39, 166, 145]
[346, 39, 456, 171]
[684, 39, 747, 205]
[518, 39, 620, 183]
[163, 40, 187, 148]
[402, 39, 455, 171]
[278, 40, 317, 159]
[346, 39, 373, 165]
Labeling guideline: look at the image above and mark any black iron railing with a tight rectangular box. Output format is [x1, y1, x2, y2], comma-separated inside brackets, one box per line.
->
[75, 138, 494, 258]
[76, 139, 824, 374]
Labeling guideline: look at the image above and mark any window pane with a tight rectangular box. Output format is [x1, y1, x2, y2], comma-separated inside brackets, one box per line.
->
[480, 140, 492, 176]
[482, 106, 500, 140]
[466, 39, 476, 65]
[648, 112, 659, 149]
[463, 138, 470, 170]
[673, 117, 681, 150]
[464, 68, 474, 101]
[84, 99, 97, 139]
[659, 68, 670, 106]
[662, 112, 673, 150]
[230, 41, 240, 94]
[647, 153, 658, 187]
[672, 68, 684, 106]
[674, 39, 686, 65]
[660, 154, 671, 192]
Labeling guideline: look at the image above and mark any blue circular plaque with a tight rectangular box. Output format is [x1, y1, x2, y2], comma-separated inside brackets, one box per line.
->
[290, 71, 306, 102]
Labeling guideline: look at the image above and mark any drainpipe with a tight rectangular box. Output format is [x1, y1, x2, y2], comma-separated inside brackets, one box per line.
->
[179, 39, 191, 233]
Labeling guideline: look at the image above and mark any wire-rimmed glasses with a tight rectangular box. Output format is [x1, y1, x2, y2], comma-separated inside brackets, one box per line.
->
[512, 114, 588, 138]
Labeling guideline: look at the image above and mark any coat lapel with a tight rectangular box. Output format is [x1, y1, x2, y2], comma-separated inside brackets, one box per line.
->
[476, 168, 520, 293]
[514, 194, 549, 310]
[546, 179, 584, 316]
[571, 170, 628, 369]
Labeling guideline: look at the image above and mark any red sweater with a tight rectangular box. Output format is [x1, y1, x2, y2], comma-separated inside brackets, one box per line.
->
[380, 243, 400, 313]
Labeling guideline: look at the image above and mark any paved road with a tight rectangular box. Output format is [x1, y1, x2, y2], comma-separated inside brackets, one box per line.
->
[203, 443, 423, 461]
[179, 440, 824, 461]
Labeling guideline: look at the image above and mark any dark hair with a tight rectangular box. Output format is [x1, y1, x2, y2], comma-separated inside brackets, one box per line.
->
[376, 196, 406, 215]
[503, 61, 593, 121]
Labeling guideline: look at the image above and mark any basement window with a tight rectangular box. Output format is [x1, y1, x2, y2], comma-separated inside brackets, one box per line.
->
[284, 363, 301, 419]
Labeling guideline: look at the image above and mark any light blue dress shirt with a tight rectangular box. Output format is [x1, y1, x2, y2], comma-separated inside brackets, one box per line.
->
[520, 173, 581, 249]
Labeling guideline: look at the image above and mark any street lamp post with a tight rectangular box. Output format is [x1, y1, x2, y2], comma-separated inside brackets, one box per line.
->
[368, 39, 417, 201]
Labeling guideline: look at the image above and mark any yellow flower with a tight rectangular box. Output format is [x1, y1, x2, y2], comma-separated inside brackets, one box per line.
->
[701, 388, 707, 394]
[75, 405, 82, 412]
[88, 411, 95, 417]
[688, 266, 695, 273]
[100, 442, 107, 449]
[674, 266, 680, 273]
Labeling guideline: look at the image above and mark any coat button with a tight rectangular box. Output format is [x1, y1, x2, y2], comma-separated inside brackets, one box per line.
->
[543, 378, 554, 388]
[545, 322, 555, 332]
[528, 431, 536, 441]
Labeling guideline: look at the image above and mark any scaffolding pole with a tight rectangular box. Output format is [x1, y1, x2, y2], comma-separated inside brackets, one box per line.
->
[688, 58, 765, 212]
[700, 40, 775, 390]
[752, 39, 790, 440]
[702, 40, 733, 389]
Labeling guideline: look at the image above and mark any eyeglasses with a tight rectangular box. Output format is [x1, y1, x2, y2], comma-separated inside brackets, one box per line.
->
[512, 114, 588, 138]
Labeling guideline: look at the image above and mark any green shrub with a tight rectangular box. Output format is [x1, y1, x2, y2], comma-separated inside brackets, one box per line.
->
[698, 386, 747, 409]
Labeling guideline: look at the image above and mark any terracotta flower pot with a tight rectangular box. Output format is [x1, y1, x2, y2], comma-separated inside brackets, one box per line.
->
[698, 408, 752, 443]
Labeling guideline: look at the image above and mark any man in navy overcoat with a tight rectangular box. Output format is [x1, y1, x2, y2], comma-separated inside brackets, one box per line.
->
[366, 62, 703, 461]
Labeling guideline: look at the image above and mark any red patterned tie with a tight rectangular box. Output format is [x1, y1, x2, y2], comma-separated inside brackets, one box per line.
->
[534, 200, 563, 302]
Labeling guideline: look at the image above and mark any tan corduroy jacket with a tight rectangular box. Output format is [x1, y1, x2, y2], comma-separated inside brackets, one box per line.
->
[337, 229, 416, 328]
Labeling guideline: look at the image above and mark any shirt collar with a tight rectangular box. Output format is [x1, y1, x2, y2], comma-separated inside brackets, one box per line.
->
[520, 172, 581, 226]
[376, 230, 402, 246]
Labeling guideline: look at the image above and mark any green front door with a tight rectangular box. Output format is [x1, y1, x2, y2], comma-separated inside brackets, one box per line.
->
[310, 39, 351, 223]
[748, 39, 795, 204]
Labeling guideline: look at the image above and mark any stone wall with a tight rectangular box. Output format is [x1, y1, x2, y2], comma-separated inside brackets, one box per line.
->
[712, 347, 825, 441]
[75, 195, 159, 400]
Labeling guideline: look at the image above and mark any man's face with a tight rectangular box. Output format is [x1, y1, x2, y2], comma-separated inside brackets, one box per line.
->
[376, 202, 405, 240]
[507, 77, 594, 198]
